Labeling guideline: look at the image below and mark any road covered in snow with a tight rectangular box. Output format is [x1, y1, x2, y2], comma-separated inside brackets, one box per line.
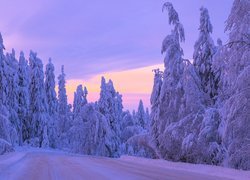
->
[0, 149, 249, 180]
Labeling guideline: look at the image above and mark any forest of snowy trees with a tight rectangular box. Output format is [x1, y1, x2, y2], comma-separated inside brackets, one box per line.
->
[0, 35, 151, 157]
[0, 0, 249, 171]
[150, 0, 250, 170]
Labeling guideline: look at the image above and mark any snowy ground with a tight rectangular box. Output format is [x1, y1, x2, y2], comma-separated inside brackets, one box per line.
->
[0, 149, 249, 180]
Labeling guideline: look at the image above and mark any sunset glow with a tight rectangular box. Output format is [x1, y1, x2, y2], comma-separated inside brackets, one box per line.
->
[65, 64, 164, 110]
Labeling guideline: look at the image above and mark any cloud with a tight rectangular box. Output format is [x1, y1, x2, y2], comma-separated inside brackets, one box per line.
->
[0, 0, 233, 79]
[0, 0, 233, 110]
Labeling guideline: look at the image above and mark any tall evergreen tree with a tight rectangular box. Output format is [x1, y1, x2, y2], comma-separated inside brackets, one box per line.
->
[0, 33, 6, 105]
[214, 0, 250, 170]
[29, 51, 49, 147]
[45, 58, 58, 148]
[150, 2, 207, 162]
[193, 7, 216, 102]
[58, 65, 71, 134]
[0, 33, 11, 143]
[5, 49, 21, 145]
[136, 100, 146, 129]
[18, 51, 30, 142]
[45, 58, 57, 116]
[98, 77, 123, 157]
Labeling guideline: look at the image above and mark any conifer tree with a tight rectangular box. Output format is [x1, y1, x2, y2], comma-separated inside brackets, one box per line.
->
[45, 58, 58, 148]
[0, 33, 11, 143]
[58, 65, 71, 134]
[98, 77, 122, 157]
[193, 7, 216, 102]
[136, 100, 146, 129]
[29, 51, 49, 147]
[5, 49, 21, 144]
[73, 84, 88, 119]
[18, 51, 30, 142]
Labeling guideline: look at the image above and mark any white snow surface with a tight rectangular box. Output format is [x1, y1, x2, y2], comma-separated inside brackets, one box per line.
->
[0, 148, 249, 180]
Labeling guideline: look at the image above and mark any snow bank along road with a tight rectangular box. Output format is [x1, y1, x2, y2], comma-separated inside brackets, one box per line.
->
[0, 150, 249, 180]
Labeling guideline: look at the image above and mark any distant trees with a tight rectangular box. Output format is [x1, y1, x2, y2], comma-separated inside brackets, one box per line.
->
[73, 85, 87, 119]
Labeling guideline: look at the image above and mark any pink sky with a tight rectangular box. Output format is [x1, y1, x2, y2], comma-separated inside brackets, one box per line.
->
[64, 64, 164, 111]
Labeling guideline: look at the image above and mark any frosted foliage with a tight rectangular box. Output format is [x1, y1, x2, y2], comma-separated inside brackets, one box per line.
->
[98, 77, 123, 157]
[150, 1, 250, 170]
[4, 49, 21, 145]
[45, 59, 58, 148]
[208, 0, 250, 170]
[193, 7, 216, 101]
[29, 51, 49, 147]
[151, 70, 163, 106]
[73, 85, 88, 119]
[120, 111, 143, 143]
[121, 111, 134, 128]
[0, 105, 11, 142]
[136, 100, 147, 129]
[150, 2, 225, 168]
[120, 107, 153, 157]
[58, 65, 68, 115]
[0, 33, 4, 54]
[0, 0, 248, 171]
[0, 33, 7, 106]
[18, 52, 30, 142]
[57, 65, 71, 135]
[162, 2, 185, 43]
[69, 103, 113, 157]
[125, 134, 158, 159]
[225, 0, 250, 43]
[0, 138, 14, 155]
[45, 59, 57, 115]
[161, 3, 185, 79]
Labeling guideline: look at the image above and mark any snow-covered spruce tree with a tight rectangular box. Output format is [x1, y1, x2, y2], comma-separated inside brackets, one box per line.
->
[0, 33, 6, 106]
[29, 51, 49, 147]
[120, 111, 138, 143]
[57, 65, 72, 148]
[135, 100, 147, 129]
[69, 103, 113, 156]
[150, 2, 188, 159]
[98, 77, 122, 157]
[0, 105, 11, 143]
[145, 108, 150, 130]
[213, 0, 250, 170]
[5, 49, 21, 145]
[58, 65, 71, 133]
[121, 109, 156, 158]
[73, 84, 88, 120]
[45, 58, 58, 148]
[150, 68, 163, 153]
[0, 33, 11, 144]
[193, 7, 217, 103]
[18, 51, 30, 142]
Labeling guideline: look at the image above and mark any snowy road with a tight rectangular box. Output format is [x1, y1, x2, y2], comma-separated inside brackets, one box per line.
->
[0, 150, 249, 180]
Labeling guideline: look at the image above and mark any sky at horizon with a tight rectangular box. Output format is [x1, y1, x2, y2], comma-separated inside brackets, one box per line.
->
[0, 0, 233, 110]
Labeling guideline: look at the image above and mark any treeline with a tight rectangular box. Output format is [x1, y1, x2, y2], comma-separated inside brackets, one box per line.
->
[0, 37, 151, 157]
